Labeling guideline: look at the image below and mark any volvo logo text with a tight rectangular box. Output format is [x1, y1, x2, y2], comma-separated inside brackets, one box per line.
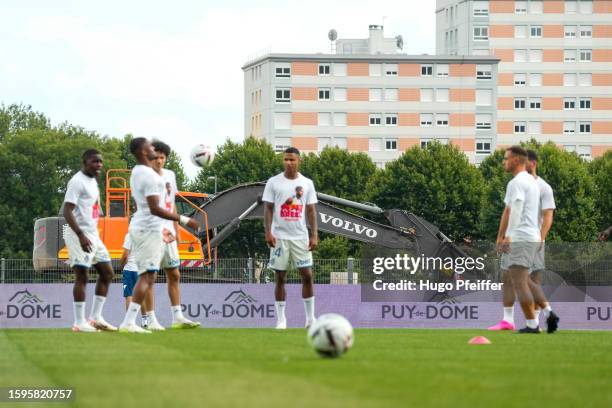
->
[319, 213, 378, 238]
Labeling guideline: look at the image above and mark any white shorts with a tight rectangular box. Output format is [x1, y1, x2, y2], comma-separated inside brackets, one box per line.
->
[129, 230, 164, 274]
[531, 242, 545, 272]
[161, 240, 180, 270]
[268, 239, 313, 271]
[500, 241, 538, 274]
[64, 227, 110, 268]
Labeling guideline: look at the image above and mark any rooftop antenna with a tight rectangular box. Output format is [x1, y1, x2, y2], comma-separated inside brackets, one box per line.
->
[328, 29, 338, 53]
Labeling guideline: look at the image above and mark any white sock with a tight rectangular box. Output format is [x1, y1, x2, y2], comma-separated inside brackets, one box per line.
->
[147, 311, 159, 325]
[275, 301, 286, 323]
[534, 309, 541, 321]
[171, 305, 184, 322]
[89, 295, 106, 320]
[503, 306, 514, 324]
[526, 319, 538, 329]
[73, 302, 86, 325]
[121, 302, 141, 327]
[543, 304, 552, 319]
[141, 314, 148, 325]
[303, 296, 315, 323]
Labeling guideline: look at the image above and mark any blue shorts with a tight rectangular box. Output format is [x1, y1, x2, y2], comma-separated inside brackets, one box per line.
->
[122, 270, 139, 297]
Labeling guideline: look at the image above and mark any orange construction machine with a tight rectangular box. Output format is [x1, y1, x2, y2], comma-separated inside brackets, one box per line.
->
[33, 169, 211, 272]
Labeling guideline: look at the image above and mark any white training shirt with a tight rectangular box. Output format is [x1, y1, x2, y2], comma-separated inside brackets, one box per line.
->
[504, 170, 541, 242]
[161, 169, 178, 234]
[535, 176, 556, 229]
[262, 172, 317, 241]
[121, 233, 138, 272]
[63, 171, 101, 234]
[129, 165, 165, 231]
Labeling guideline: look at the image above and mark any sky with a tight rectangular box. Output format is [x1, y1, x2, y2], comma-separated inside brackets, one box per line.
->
[0, 0, 436, 177]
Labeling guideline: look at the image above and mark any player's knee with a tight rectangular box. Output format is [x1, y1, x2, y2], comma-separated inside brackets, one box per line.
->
[275, 274, 287, 285]
[167, 269, 180, 284]
[300, 271, 313, 285]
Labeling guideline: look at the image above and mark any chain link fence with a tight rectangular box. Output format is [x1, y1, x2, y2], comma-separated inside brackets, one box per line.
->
[1, 257, 611, 285]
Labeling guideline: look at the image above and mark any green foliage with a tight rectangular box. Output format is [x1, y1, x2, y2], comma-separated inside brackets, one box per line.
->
[589, 150, 612, 230]
[313, 236, 350, 259]
[367, 142, 485, 241]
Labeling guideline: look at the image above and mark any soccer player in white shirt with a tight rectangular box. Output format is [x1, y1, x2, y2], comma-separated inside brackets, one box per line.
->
[63, 149, 116, 332]
[489, 149, 559, 333]
[496, 146, 542, 333]
[263, 147, 319, 329]
[118, 138, 200, 334]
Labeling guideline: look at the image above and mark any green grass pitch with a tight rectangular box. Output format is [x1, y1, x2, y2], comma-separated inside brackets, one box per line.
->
[1, 328, 611, 408]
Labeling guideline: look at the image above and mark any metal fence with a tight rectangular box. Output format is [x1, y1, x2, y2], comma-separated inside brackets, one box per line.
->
[1, 257, 611, 285]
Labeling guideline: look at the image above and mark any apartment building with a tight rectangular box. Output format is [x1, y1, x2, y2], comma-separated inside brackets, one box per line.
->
[243, 26, 500, 166]
[437, 0, 612, 159]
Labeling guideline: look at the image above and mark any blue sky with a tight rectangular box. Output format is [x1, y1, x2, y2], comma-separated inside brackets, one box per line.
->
[0, 0, 435, 176]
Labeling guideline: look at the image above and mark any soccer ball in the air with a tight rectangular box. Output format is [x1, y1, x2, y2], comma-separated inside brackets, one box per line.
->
[190, 144, 214, 167]
[307, 313, 354, 358]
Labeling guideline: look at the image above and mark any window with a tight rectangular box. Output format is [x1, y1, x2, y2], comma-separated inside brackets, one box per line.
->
[334, 113, 347, 126]
[274, 137, 291, 153]
[476, 89, 492, 106]
[529, 73, 542, 86]
[385, 114, 398, 126]
[436, 88, 449, 102]
[579, 1, 593, 14]
[580, 26, 592, 38]
[436, 64, 449, 77]
[385, 139, 398, 151]
[566, 1, 577, 13]
[385, 64, 398, 76]
[515, 25, 527, 38]
[384, 88, 398, 101]
[275, 88, 291, 103]
[476, 114, 492, 130]
[579, 73, 592, 86]
[275, 64, 291, 78]
[579, 122, 591, 133]
[318, 64, 331, 76]
[473, 26, 489, 40]
[333, 138, 347, 149]
[577, 145, 592, 160]
[274, 113, 291, 130]
[515, 49, 527, 62]
[565, 26, 577, 38]
[564, 73, 577, 86]
[529, 1, 543, 13]
[564, 144, 577, 152]
[369, 138, 382, 151]
[436, 113, 449, 127]
[564, 98, 576, 110]
[514, 122, 526, 134]
[473, 1, 489, 16]
[515, 98, 526, 110]
[421, 88, 433, 102]
[334, 63, 347, 76]
[579, 98, 591, 110]
[421, 65, 433, 76]
[476, 139, 492, 154]
[369, 88, 382, 102]
[515, 1, 527, 14]
[530, 26, 542, 38]
[420, 113, 433, 127]
[529, 49, 543, 62]
[369, 114, 382, 126]
[473, 49, 490, 56]
[528, 121, 542, 134]
[318, 113, 331, 126]
[529, 98, 542, 110]
[318, 137, 331, 151]
[514, 73, 527, 86]
[420, 139, 432, 149]
[579, 49, 592, 62]
[334, 88, 347, 101]
[564, 49, 577, 63]
[369, 64, 381, 76]
[476, 65, 492, 79]
[318, 88, 331, 101]
[564, 122, 576, 134]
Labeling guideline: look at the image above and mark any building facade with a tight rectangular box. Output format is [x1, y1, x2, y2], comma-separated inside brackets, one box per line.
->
[243, 27, 500, 166]
[437, 0, 612, 159]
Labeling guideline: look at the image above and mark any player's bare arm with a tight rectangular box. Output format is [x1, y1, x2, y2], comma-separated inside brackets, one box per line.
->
[306, 203, 318, 251]
[264, 201, 276, 247]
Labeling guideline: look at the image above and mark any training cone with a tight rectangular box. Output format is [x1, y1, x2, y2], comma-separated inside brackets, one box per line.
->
[468, 336, 491, 345]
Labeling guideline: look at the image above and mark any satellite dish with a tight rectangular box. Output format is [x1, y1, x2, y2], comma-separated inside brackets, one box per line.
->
[396, 35, 404, 50]
[328, 29, 338, 41]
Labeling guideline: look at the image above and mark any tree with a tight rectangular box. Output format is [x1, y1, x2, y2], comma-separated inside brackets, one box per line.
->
[589, 150, 612, 231]
[367, 142, 485, 241]
[190, 137, 283, 258]
[0, 104, 50, 142]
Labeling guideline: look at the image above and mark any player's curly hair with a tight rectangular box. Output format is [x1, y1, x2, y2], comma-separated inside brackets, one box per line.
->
[82, 149, 101, 164]
[129, 137, 148, 155]
[152, 140, 171, 157]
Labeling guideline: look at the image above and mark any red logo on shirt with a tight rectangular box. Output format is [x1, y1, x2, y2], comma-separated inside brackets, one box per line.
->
[279, 186, 304, 221]
[92, 202, 100, 220]
[165, 182, 173, 211]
